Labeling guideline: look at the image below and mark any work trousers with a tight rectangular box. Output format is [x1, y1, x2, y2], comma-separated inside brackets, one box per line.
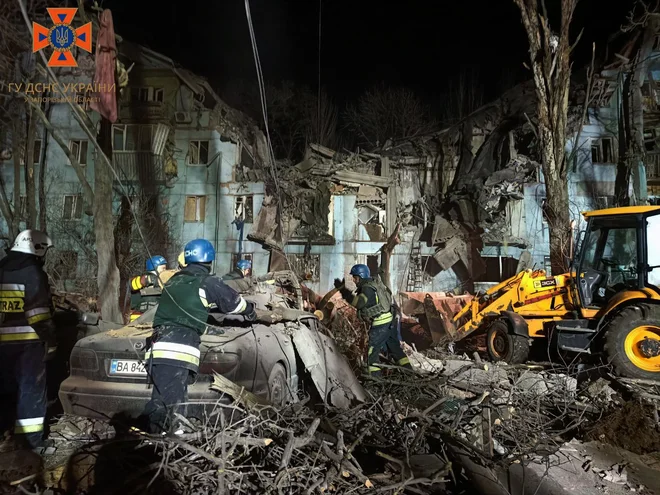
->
[0, 342, 47, 448]
[143, 363, 190, 433]
[367, 321, 411, 376]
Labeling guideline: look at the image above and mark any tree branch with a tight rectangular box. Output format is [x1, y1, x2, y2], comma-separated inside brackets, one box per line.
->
[25, 97, 95, 214]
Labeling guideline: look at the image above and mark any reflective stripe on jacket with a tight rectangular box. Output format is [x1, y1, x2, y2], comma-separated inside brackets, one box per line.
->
[0, 253, 55, 345]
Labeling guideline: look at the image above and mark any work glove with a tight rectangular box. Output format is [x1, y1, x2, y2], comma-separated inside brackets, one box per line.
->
[254, 309, 282, 324]
[333, 278, 345, 289]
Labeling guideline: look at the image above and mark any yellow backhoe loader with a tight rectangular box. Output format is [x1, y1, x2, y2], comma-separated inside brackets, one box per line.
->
[444, 205, 660, 379]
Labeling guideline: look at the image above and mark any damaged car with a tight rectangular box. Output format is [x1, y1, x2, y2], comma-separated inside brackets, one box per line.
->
[58, 271, 365, 420]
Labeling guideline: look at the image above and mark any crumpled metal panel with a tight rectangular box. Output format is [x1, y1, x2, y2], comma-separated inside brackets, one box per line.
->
[291, 320, 367, 409]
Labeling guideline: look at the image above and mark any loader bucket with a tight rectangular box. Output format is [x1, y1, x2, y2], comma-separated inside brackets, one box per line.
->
[399, 292, 472, 344]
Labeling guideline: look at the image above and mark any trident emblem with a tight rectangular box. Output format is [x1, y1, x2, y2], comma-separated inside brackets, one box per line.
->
[33, 8, 91, 68]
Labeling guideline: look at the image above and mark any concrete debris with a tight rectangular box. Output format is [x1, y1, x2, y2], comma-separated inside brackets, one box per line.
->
[401, 342, 444, 373]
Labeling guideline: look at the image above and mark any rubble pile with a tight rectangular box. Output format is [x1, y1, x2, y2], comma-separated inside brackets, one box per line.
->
[37, 359, 658, 495]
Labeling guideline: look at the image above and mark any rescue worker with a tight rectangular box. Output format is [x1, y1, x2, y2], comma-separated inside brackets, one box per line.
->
[142, 239, 257, 433]
[349, 264, 411, 376]
[129, 255, 167, 322]
[223, 259, 252, 280]
[0, 230, 56, 450]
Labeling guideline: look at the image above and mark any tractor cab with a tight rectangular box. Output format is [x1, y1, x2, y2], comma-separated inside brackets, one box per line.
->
[575, 206, 660, 310]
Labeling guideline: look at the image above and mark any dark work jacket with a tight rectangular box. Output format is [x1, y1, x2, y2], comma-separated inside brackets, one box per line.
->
[222, 269, 244, 280]
[147, 263, 255, 372]
[0, 252, 55, 346]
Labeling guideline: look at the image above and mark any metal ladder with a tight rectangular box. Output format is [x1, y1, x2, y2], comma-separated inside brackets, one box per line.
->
[407, 243, 423, 292]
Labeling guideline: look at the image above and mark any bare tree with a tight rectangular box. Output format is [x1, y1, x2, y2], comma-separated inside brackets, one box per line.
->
[0, 0, 51, 239]
[343, 84, 438, 150]
[442, 67, 485, 125]
[513, 0, 580, 274]
[223, 80, 339, 161]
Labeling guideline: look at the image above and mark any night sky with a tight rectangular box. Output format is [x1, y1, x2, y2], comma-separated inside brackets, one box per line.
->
[102, 0, 636, 110]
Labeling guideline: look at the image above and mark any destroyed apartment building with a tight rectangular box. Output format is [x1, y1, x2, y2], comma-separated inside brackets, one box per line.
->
[244, 22, 660, 295]
[0, 38, 271, 292]
[3, 20, 660, 298]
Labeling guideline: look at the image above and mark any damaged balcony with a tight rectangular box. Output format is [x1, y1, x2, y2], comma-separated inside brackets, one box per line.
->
[112, 151, 166, 184]
[111, 123, 172, 184]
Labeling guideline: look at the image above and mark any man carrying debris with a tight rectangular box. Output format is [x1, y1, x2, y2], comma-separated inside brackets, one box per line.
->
[0, 230, 56, 451]
[142, 239, 258, 433]
[223, 259, 252, 280]
[129, 255, 168, 322]
[349, 264, 411, 376]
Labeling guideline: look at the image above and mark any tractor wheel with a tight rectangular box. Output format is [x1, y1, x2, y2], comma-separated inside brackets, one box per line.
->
[486, 319, 530, 364]
[604, 304, 660, 379]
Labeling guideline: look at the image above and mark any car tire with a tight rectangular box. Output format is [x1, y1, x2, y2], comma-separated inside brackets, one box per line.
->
[267, 363, 289, 406]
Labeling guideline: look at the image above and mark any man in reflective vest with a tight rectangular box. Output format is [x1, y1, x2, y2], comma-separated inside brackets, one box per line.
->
[349, 264, 411, 376]
[0, 230, 56, 449]
[142, 239, 257, 433]
[129, 255, 167, 322]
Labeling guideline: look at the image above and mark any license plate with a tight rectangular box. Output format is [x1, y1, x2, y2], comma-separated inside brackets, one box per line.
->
[110, 359, 147, 375]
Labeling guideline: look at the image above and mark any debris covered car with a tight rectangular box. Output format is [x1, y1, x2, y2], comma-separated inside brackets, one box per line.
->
[58, 271, 365, 420]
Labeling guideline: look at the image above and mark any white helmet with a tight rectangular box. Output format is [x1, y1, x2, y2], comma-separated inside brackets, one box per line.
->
[11, 230, 53, 257]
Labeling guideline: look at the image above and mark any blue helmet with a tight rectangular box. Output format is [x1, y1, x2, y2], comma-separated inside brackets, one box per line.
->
[184, 239, 215, 264]
[236, 259, 252, 271]
[146, 255, 167, 272]
[350, 264, 370, 279]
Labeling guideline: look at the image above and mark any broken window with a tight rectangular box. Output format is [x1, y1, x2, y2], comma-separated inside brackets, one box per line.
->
[184, 195, 206, 222]
[230, 253, 253, 276]
[366, 255, 379, 278]
[69, 140, 88, 166]
[112, 125, 153, 152]
[357, 204, 387, 241]
[188, 140, 209, 165]
[234, 195, 254, 223]
[132, 87, 164, 103]
[476, 256, 519, 283]
[63, 195, 83, 220]
[591, 137, 616, 164]
[287, 254, 321, 282]
[50, 250, 78, 281]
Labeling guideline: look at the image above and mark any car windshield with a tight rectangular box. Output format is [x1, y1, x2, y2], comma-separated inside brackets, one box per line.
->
[581, 217, 638, 288]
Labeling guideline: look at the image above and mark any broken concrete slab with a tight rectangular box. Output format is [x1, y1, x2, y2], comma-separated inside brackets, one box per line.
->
[433, 236, 466, 271]
[516, 370, 550, 395]
[453, 366, 510, 389]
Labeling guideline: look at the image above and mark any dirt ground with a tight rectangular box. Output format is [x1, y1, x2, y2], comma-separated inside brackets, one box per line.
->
[586, 401, 660, 455]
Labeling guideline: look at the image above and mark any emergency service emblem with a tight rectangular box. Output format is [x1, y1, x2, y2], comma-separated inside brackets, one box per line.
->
[32, 8, 92, 68]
